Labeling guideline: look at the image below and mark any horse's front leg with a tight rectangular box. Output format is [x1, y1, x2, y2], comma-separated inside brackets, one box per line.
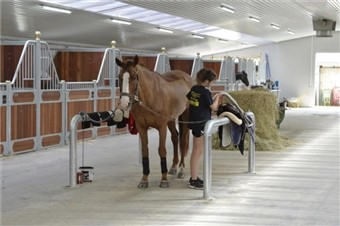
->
[167, 121, 179, 176]
[137, 127, 149, 189]
[158, 125, 170, 188]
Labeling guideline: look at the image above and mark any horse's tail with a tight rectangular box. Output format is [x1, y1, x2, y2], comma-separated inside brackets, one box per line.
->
[178, 108, 190, 159]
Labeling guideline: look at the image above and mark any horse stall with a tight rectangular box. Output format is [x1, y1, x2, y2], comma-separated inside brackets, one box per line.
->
[0, 34, 123, 155]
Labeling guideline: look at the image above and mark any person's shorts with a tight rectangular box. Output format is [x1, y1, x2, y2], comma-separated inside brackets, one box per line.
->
[190, 123, 205, 137]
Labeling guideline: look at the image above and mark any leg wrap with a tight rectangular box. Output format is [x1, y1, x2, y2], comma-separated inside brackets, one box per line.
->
[142, 157, 150, 175]
[161, 157, 168, 174]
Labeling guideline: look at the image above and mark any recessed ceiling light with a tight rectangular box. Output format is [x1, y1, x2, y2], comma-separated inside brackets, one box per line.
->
[287, 29, 295, 35]
[157, 27, 173, 34]
[111, 18, 131, 25]
[192, 34, 204, 39]
[270, 23, 280, 30]
[249, 16, 260, 23]
[220, 5, 234, 13]
[41, 5, 71, 14]
[218, 38, 229, 43]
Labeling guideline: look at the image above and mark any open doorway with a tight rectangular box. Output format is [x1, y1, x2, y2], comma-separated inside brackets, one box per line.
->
[315, 53, 340, 106]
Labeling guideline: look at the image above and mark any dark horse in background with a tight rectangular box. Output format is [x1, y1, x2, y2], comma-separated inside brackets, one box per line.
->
[116, 55, 195, 188]
[236, 71, 250, 87]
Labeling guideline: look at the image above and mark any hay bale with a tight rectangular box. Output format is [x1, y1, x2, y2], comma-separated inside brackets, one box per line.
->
[213, 89, 293, 151]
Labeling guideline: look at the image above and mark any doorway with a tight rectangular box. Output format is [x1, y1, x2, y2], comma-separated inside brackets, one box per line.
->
[315, 53, 340, 106]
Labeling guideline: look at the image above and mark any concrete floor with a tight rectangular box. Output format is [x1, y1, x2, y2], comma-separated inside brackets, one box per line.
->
[1, 107, 339, 226]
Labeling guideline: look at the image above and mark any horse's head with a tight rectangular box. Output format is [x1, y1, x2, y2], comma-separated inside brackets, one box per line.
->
[116, 55, 139, 110]
[236, 71, 249, 86]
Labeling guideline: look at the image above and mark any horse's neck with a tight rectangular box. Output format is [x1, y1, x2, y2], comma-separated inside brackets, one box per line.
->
[136, 65, 160, 103]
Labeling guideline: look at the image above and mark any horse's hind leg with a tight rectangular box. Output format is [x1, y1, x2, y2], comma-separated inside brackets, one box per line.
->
[167, 121, 179, 176]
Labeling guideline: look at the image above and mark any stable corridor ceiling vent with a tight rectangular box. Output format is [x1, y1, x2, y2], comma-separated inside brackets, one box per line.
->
[313, 19, 336, 37]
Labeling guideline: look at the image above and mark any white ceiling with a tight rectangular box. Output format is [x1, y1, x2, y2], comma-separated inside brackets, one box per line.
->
[1, 0, 339, 58]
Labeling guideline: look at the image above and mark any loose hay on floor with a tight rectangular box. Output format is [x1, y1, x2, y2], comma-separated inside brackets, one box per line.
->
[212, 89, 293, 151]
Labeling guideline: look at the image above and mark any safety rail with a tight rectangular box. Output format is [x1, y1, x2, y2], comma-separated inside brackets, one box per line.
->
[203, 112, 255, 200]
[69, 114, 84, 188]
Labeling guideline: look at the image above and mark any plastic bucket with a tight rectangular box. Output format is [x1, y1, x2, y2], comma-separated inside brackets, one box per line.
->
[79, 166, 94, 182]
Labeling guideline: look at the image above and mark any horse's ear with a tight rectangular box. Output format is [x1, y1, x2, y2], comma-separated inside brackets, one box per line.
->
[116, 58, 123, 67]
[133, 55, 139, 66]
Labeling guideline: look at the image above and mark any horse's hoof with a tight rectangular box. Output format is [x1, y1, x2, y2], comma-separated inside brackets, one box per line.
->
[159, 180, 170, 188]
[178, 171, 186, 179]
[137, 180, 148, 189]
[168, 167, 177, 175]
[178, 168, 186, 179]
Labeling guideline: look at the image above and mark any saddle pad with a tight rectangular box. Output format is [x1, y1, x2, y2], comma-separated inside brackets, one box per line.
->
[221, 123, 231, 147]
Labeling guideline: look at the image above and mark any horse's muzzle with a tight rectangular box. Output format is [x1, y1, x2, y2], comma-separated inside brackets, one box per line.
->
[120, 92, 131, 110]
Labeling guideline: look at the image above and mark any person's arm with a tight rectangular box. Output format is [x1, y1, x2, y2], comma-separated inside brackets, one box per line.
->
[210, 94, 221, 111]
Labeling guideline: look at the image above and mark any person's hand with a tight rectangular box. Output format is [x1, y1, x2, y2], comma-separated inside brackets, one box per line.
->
[213, 93, 221, 100]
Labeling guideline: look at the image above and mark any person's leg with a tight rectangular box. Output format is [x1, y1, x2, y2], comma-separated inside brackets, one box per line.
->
[190, 135, 203, 180]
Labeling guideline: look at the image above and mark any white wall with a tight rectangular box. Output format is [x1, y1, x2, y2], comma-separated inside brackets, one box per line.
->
[225, 31, 340, 107]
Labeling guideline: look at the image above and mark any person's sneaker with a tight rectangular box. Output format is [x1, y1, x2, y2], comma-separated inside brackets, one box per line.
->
[188, 177, 204, 185]
[188, 179, 204, 190]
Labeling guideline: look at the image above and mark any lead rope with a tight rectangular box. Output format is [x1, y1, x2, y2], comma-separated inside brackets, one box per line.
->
[133, 95, 208, 124]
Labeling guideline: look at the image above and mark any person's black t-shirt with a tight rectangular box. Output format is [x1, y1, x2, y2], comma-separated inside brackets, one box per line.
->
[186, 85, 213, 130]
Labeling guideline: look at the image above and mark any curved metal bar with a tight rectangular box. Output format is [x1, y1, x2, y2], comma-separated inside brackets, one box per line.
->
[203, 111, 256, 200]
[69, 114, 83, 188]
[203, 117, 230, 200]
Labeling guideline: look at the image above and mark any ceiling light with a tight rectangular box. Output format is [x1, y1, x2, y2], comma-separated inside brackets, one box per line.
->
[192, 34, 204, 39]
[220, 5, 235, 13]
[249, 16, 260, 23]
[41, 5, 71, 14]
[157, 27, 173, 34]
[270, 23, 280, 30]
[218, 39, 229, 43]
[287, 29, 295, 35]
[111, 18, 131, 25]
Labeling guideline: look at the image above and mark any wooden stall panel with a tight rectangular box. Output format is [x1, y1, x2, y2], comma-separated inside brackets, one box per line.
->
[41, 102, 62, 135]
[42, 91, 61, 101]
[1, 106, 6, 142]
[97, 89, 111, 98]
[0, 144, 3, 155]
[12, 92, 35, 103]
[170, 59, 193, 75]
[97, 99, 112, 112]
[97, 127, 111, 136]
[42, 135, 61, 147]
[1, 46, 23, 82]
[77, 129, 92, 140]
[69, 90, 90, 100]
[211, 85, 226, 92]
[11, 104, 36, 140]
[67, 101, 94, 130]
[13, 139, 35, 153]
[54, 52, 103, 82]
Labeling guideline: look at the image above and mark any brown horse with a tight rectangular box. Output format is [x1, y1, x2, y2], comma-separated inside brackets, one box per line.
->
[116, 55, 195, 188]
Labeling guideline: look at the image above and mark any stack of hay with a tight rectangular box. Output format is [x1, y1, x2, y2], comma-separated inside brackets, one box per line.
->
[212, 89, 293, 151]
